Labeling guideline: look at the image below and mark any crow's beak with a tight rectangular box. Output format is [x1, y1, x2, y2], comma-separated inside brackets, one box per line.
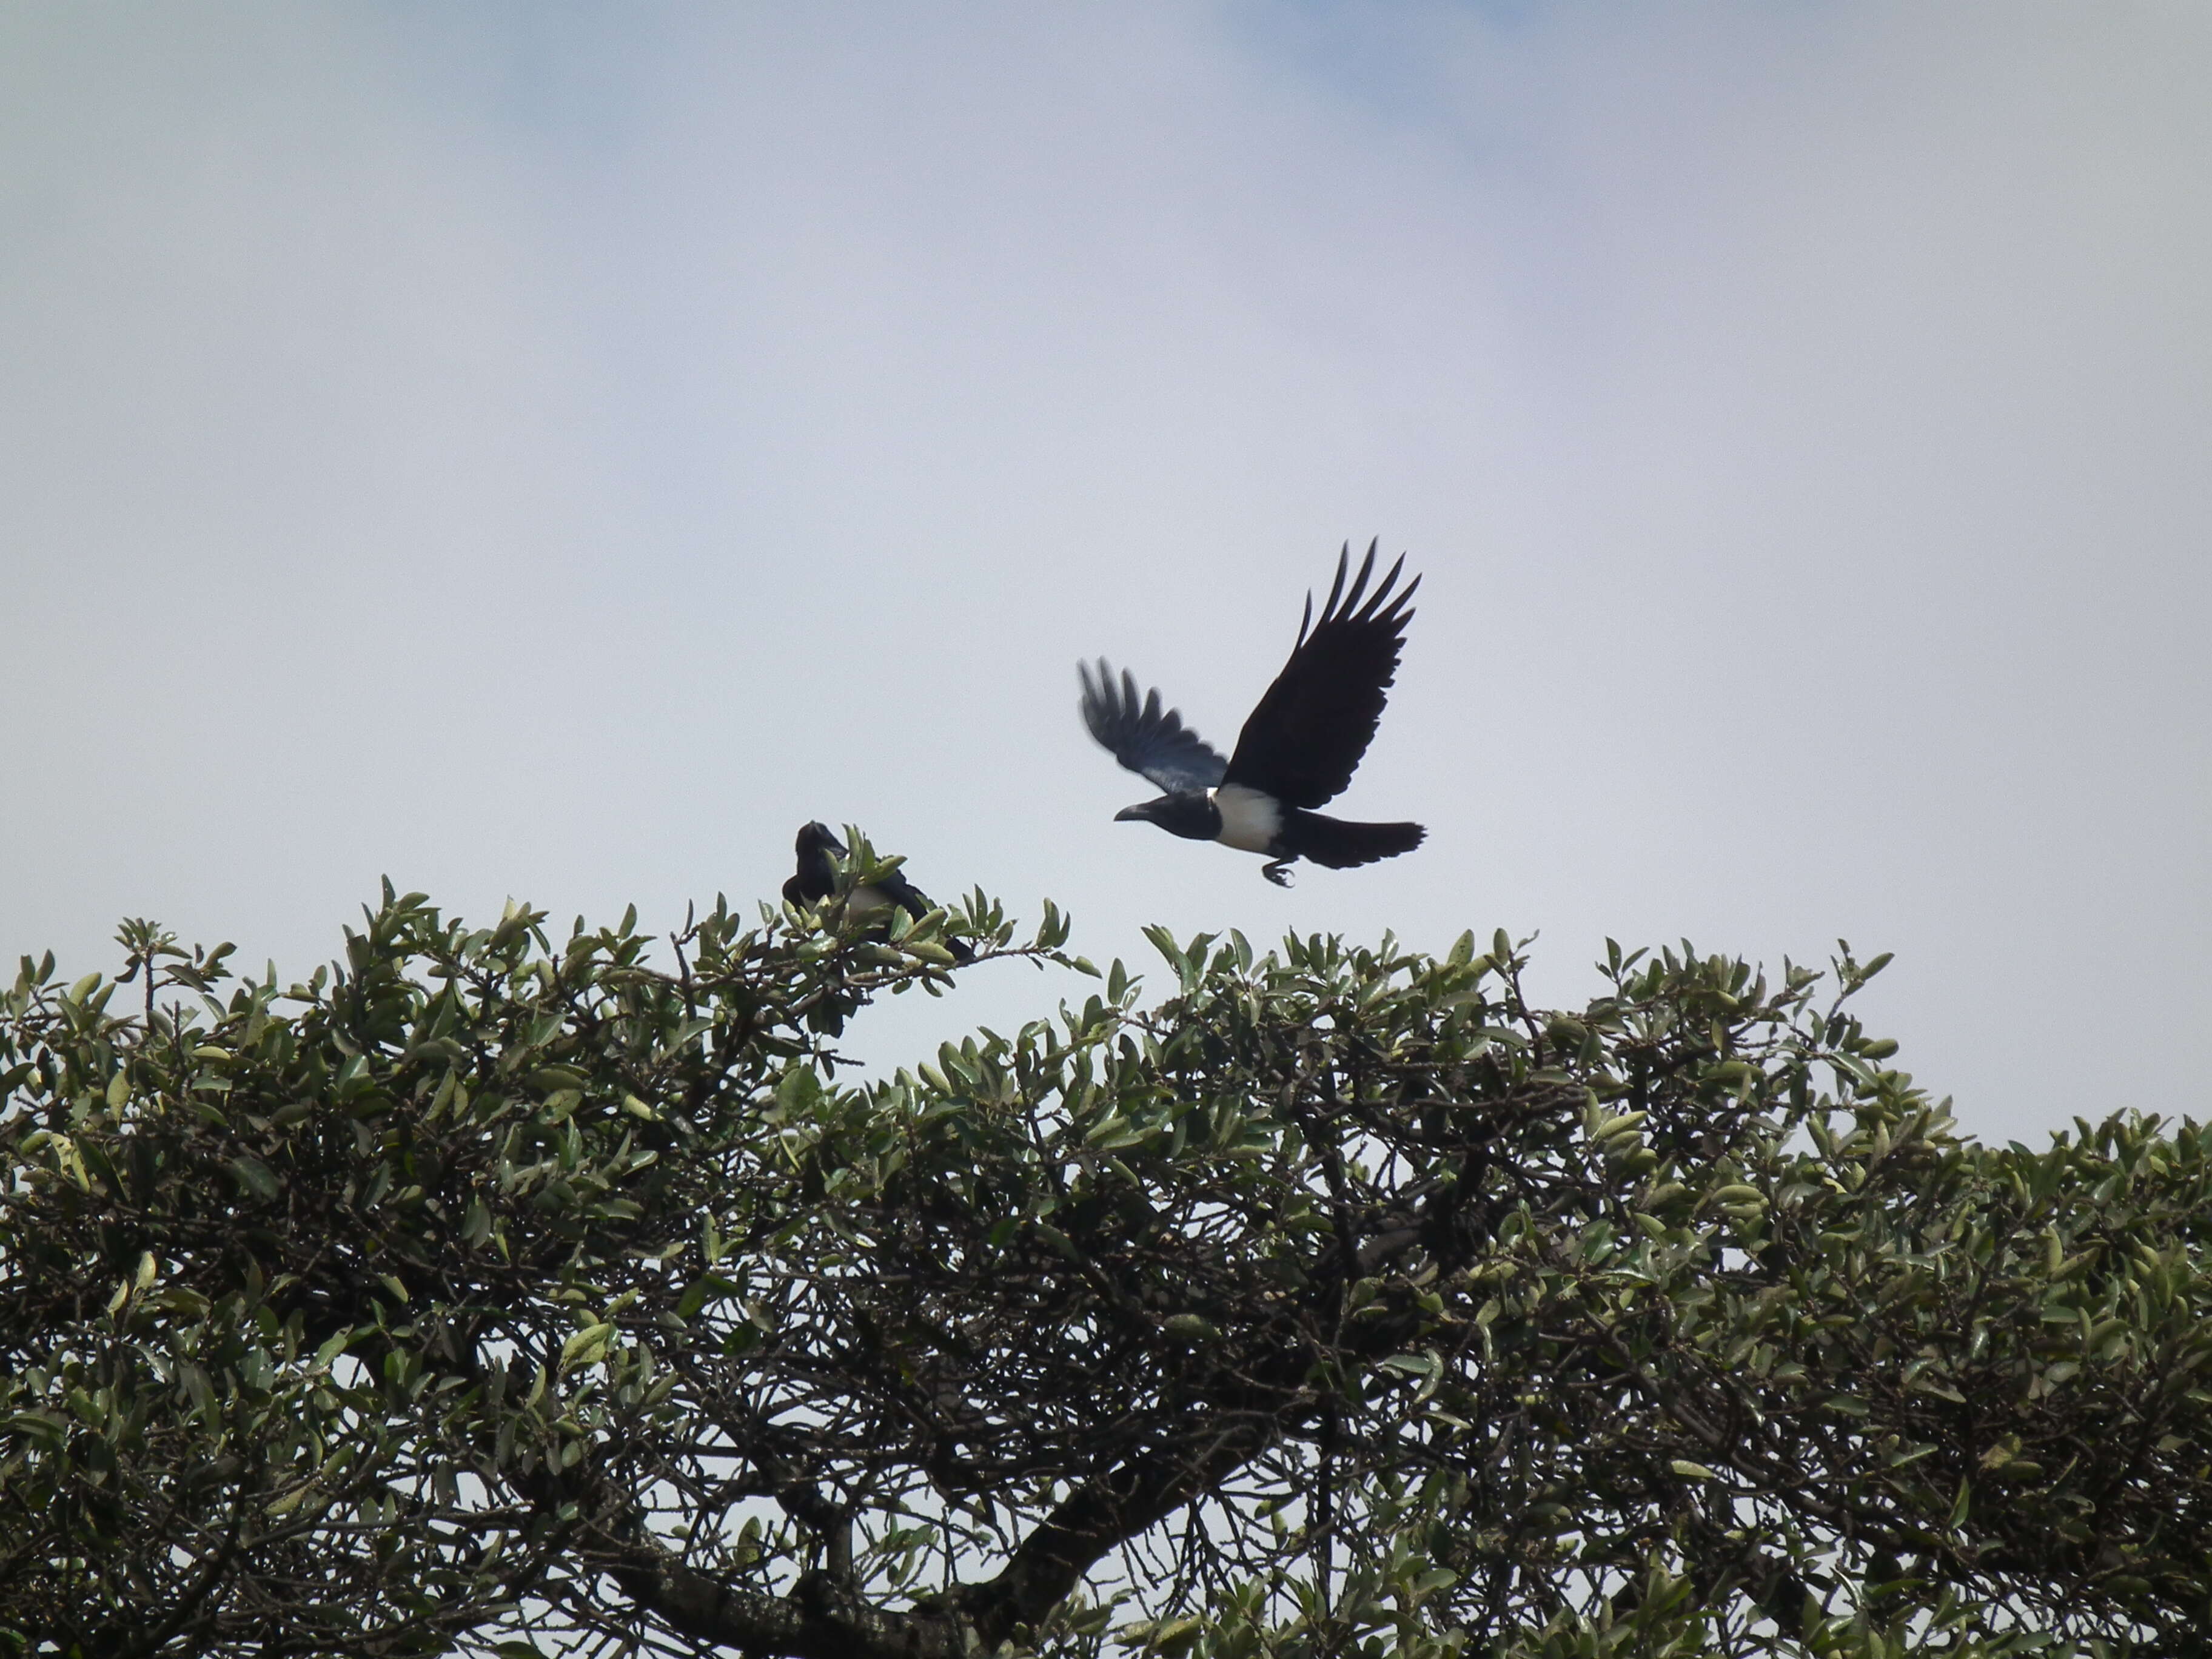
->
[1114, 803, 1152, 823]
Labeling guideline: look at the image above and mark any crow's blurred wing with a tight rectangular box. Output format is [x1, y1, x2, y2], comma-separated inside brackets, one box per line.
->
[1223, 540, 1418, 809]
[1078, 659, 1228, 795]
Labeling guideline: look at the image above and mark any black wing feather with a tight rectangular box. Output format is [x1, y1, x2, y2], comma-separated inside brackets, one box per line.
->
[1222, 540, 1419, 809]
[1078, 659, 1228, 795]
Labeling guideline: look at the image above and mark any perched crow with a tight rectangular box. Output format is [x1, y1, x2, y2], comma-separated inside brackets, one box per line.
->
[1081, 540, 1426, 886]
[782, 822, 976, 962]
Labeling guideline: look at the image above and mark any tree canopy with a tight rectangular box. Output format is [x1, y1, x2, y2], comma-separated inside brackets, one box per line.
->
[3, 846, 2209, 1658]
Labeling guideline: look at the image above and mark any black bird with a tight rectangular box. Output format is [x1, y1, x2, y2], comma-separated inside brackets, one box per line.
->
[1080, 540, 1426, 887]
[782, 822, 975, 962]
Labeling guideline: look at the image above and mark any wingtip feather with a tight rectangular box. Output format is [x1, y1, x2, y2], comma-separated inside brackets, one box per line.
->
[1321, 543, 1351, 619]
[1341, 539, 1379, 618]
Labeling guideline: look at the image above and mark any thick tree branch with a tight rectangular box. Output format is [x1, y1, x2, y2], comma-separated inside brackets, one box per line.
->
[607, 1537, 965, 1659]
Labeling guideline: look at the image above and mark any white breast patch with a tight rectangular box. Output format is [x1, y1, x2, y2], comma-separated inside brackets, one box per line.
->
[1212, 783, 1282, 854]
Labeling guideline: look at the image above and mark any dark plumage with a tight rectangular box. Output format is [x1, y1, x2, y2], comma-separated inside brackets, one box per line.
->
[782, 822, 974, 963]
[1079, 540, 1426, 886]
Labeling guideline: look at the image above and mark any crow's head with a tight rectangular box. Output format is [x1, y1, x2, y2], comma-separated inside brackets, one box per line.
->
[1114, 792, 1221, 842]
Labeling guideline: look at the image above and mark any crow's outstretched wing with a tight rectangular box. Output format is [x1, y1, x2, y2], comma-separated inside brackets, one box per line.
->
[1222, 540, 1418, 810]
[1079, 659, 1228, 795]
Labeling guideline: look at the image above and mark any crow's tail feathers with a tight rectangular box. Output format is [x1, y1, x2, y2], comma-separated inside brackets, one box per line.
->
[1285, 811, 1426, 870]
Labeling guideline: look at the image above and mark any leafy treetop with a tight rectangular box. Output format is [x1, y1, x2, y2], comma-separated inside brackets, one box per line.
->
[2, 844, 2209, 1658]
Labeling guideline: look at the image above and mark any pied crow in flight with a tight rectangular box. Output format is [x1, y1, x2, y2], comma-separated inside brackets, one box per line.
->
[1080, 540, 1426, 887]
[782, 822, 975, 962]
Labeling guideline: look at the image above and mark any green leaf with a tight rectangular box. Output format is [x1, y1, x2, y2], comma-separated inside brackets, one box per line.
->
[228, 1155, 280, 1200]
[561, 1322, 616, 1372]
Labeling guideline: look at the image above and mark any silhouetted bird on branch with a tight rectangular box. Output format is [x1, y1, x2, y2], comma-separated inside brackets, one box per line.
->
[782, 822, 975, 963]
[1080, 539, 1426, 887]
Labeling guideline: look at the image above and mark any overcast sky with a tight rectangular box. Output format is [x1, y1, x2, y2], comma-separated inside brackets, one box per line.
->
[4, 3, 2206, 1141]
